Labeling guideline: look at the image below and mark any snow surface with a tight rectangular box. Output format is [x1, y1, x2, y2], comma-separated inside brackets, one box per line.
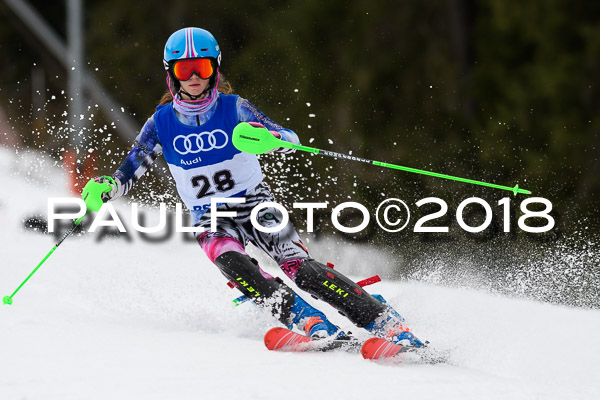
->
[1, 146, 599, 400]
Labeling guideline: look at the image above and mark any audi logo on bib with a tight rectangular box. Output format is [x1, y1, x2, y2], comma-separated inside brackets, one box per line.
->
[173, 130, 229, 155]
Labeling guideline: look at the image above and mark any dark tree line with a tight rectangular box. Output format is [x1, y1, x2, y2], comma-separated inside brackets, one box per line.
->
[1, 0, 599, 234]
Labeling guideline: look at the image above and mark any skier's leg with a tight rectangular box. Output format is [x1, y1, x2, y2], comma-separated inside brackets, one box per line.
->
[211, 183, 421, 343]
[229, 185, 387, 336]
[280, 258, 386, 326]
[196, 221, 340, 337]
[225, 185, 388, 331]
[212, 184, 345, 337]
[281, 258, 424, 346]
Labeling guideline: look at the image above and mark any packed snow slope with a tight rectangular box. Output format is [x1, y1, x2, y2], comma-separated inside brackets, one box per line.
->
[1, 146, 599, 400]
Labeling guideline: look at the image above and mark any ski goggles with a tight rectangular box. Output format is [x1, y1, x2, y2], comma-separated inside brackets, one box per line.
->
[172, 58, 215, 81]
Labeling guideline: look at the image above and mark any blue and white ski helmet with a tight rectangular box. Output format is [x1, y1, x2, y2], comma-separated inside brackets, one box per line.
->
[163, 27, 222, 71]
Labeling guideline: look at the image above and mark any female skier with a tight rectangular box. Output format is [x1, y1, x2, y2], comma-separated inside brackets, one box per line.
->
[82, 27, 423, 346]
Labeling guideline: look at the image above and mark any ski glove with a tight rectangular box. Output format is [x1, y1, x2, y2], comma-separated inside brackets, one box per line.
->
[247, 122, 295, 154]
[81, 176, 118, 212]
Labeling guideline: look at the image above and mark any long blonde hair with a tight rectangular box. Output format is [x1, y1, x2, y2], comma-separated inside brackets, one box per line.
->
[158, 73, 234, 106]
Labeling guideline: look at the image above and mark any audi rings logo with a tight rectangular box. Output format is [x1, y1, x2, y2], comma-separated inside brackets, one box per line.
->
[173, 130, 229, 155]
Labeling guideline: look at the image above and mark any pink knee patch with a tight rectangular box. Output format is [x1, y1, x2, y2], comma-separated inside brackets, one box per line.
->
[280, 259, 304, 281]
[199, 234, 247, 263]
[198, 233, 275, 280]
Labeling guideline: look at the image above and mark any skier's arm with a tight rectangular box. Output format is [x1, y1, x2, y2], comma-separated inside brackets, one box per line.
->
[111, 116, 163, 199]
[237, 97, 300, 152]
[81, 116, 162, 212]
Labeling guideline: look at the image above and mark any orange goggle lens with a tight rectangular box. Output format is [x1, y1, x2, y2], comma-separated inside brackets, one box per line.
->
[172, 58, 214, 81]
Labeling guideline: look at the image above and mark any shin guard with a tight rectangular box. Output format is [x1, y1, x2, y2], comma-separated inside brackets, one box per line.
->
[294, 260, 386, 327]
[214, 251, 295, 324]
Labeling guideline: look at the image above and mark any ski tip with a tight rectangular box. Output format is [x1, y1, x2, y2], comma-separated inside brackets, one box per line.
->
[361, 337, 404, 360]
[264, 327, 312, 351]
[264, 327, 284, 350]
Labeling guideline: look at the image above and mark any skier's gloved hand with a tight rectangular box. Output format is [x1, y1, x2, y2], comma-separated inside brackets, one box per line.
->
[81, 176, 117, 212]
[247, 122, 294, 154]
[247, 122, 281, 138]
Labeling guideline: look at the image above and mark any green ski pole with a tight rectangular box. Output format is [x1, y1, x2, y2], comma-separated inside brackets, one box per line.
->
[3, 214, 86, 305]
[232, 122, 532, 196]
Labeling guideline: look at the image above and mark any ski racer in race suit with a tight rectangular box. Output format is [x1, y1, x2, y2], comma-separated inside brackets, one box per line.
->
[81, 27, 424, 346]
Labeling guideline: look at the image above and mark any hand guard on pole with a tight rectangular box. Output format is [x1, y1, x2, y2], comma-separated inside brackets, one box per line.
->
[246, 122, 295, 155]
[81, 176, 118, 212]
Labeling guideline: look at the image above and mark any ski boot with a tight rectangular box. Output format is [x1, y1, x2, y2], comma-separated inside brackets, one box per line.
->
[290, 295, 348, 339]
[364, 296, 425, 348]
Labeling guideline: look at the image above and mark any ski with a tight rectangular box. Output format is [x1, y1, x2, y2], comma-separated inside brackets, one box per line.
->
[264, 328, 447, 363]
[361, 337, 407, 360]
[361, 337, 449, 364]
[264, 327, 361, 353]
